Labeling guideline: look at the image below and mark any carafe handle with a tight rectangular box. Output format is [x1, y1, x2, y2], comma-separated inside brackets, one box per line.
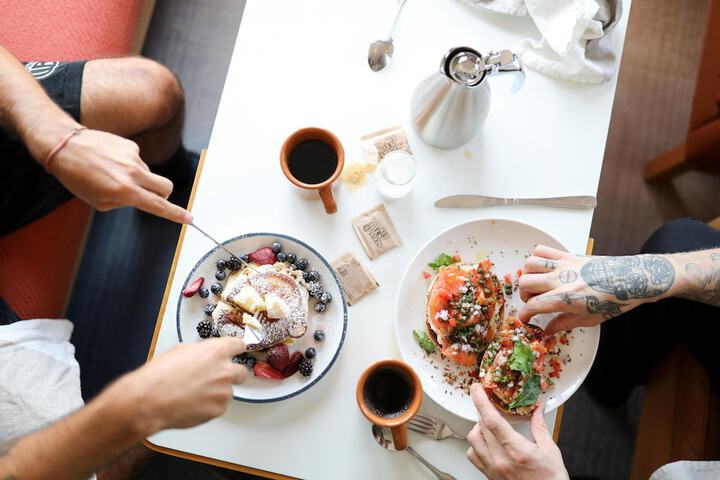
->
[486, 50, 525, 94]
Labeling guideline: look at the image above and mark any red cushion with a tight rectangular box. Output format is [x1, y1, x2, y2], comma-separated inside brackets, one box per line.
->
[0, 1, 145, 318]
[0, 0, 145, 61]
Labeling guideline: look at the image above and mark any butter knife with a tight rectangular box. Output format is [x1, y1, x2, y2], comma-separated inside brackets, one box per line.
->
[434, 195, 597, 210]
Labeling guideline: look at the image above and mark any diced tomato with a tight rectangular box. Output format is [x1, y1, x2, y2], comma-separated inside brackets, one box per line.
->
[422, 271, 432, 279]
[469, 369, 481, 380]
[501, 338, 513, 349]
[504, 273, 512, 284]
[549, 371, 560, 379]
[452, 254, 461, 263]
[559, 335, 569, 345]
[516, 269, 523, 278]
[550, 359, 562, 372]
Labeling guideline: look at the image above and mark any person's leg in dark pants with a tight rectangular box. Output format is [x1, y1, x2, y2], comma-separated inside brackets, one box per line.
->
[585, 218, 720, 405]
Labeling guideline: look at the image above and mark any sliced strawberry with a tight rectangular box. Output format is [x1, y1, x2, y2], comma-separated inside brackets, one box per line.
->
[253, 361, 283, 380]
[248, 247, 276, 265]
[266, 344, 290, 371]
[282, 352, 304, 378]
[182, 277, 204, 297]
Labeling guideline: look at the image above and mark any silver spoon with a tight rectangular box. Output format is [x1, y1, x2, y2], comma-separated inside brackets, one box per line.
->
[368, 0, 409, 72]
[371, 425, 457, 480]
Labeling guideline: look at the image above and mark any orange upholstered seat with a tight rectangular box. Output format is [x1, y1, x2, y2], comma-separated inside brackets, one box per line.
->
[0, 0, 145, 319]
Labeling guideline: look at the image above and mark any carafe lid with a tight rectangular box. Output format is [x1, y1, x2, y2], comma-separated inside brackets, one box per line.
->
[446, 48, 486, 86]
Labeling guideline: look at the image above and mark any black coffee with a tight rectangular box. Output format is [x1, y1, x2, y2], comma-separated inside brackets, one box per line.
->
[288, 139, 338, 185]
[363, 366, 413, 418]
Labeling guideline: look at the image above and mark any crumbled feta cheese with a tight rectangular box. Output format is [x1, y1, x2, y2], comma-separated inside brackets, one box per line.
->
[507, 382, 514, 388]
[435, 309, 449, 321]
[461, 344, 473, 353]
[479, 369, 486, 378]
[459, 286, 468, 293]
[533, 350, 540, 358]
[497, 354, 507, 366]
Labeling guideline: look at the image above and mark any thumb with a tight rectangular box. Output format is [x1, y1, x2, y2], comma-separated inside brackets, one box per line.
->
[529, 403, 553, 446]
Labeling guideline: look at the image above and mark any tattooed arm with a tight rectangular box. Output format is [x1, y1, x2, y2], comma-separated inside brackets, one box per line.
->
[517, 245, 720, 334]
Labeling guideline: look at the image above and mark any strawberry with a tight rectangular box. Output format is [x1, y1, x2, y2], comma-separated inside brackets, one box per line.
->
[182, 277, 204, 297]
[253, 361, 283, 380]
[266, 344, 290, 371]
[282, 351, 304, 378]
[248, 247, 276, 265]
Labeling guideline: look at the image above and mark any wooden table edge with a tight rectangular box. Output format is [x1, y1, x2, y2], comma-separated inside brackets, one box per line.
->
[142, 152, 592, 468]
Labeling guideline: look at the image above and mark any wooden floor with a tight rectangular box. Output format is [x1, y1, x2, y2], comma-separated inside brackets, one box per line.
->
[590, 0, 720, 255]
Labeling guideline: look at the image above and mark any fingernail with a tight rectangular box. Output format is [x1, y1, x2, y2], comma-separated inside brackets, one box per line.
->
[183, 211, 193, 224]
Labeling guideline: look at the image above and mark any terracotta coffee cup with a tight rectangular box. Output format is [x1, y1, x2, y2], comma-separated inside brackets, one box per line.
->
[280, 127, 344, 214]
[356, 359, 422, 451]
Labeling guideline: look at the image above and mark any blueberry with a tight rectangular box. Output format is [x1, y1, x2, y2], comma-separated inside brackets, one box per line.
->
[216, 259, 227, 271]
[314, 302, 327, 313]
[319, 291, 332, 304]
[296, 258, 309, 271]
[198, 288, 210, 298]
[271, 242, 282, 254]
[286, 253, 297, 264]
[276, 252, 287, 262]
[306, 270, 320, 282]
[228, 256, 241, 271]
[215, 270, 226, 281]
[240, 253, 250, 263]
[314, 329, 326, 341]
[210, 282, 223, 295]
[305, 347, 317, 359]
[204, 303, 216, 316]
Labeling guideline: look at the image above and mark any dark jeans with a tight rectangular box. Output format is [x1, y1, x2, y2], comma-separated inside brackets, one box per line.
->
[585, 218, 720, 405]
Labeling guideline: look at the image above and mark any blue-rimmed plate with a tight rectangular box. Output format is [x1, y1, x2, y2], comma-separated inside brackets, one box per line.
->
[177, 232, 347, 403]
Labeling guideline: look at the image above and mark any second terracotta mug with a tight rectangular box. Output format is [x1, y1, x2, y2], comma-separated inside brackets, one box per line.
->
[280, 127, 344, 214]
[356, 359, 422, 451]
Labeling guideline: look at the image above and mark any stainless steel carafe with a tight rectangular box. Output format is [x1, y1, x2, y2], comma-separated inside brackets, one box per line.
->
[410, 47, 525, 149]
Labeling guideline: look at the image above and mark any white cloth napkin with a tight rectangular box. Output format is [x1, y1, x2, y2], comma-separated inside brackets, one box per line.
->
[0, 319, 84, 442]
[460, 0, 622, 83]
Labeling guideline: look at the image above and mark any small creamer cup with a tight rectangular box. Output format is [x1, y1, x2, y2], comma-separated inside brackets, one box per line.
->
[356, 359, 422, 450]
[280, 127, 344, 214]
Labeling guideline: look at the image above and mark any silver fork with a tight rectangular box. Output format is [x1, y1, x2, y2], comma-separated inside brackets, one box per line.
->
[408, 413, 465, 441]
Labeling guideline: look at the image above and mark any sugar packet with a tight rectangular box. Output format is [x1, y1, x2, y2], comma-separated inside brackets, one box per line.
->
[331, 252, 379, 305]
[361, 125, 413, 168]
[352, 203, 402, 259]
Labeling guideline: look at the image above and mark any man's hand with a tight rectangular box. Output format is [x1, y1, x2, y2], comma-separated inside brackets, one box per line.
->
[50, 128, 192, 224]
[108, 337, 248, 435]
[517, 246, 676, 334]
[466, 384, 568, 480]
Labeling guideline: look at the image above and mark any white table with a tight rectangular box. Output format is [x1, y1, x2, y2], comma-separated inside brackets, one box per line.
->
[145, 0, 631, 478]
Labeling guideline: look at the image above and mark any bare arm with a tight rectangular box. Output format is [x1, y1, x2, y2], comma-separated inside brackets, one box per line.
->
[0, 45, 191, 224]
[517, 246, 720, 333]
[0, 338, 247, 480]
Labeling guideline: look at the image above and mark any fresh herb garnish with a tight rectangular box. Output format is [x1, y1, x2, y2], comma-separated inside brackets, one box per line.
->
[428, 253, 456, 270]
[508, 341, 535, 377]
[508, 374, 542, 410]
[413, 330, 435, 355]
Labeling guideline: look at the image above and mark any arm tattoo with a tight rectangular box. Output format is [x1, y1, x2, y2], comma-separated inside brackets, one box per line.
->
[558, 270, 578, 284]
[549, 292, 627, 319]
[682, 253, 720, 306]
[580, 254, 674, 300]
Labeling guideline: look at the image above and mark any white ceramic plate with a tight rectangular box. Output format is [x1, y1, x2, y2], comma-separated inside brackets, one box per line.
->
[177, 233, 347, 403]
[394, 218, 599, 422]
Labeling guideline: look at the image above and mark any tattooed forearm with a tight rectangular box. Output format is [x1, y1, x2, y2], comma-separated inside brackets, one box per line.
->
[681, 253, 720, 307]
[558, 270, 578, 284]
[580, 254, 674, 300]
[549, 293, 628, 319]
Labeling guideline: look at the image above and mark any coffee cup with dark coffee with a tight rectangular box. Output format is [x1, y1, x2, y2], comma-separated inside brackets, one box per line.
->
[356, 359, 422, 450]
[280, 127, 344, 214]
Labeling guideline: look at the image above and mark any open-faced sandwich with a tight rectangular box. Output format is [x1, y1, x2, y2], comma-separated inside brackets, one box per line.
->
[479, 318, 548, 416]
[424, 258, 505, 367]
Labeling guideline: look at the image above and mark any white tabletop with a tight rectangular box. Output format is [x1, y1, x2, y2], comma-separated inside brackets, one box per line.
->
[147, 0, 630, 478]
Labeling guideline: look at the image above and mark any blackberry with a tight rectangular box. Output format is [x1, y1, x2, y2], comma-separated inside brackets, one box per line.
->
[314, 329, 326, 342]
[204, 303, 216, 316]
[215, 270, 227, 281]
[302, 271, 311, 282]
[211, 325, 220, 337]
[210, 282, 223, 295]
[295, 258, 309, 271]
[271, 242, 282, 254]
[319, 291, 332, 304]
[306, 270, 320, 282]
[216, 259, 228, 271]
[196, 320, 212, 338]
[228, 256, 241, 271]
[233, 353, 256, 369]
[198, 288, 210, 298]
[307, 281, 323, 298]
[276, 252, 287, 262]
[286, 253, 297, 264]
[305, 347, 317, 359]
[314, 302, 327, 313]
[298, 358, 313, 377]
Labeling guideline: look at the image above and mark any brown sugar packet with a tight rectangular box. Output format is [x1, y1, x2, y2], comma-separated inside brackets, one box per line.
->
[361, 125, 413, 168]
[331, 252, 379, 305]
[352, 203, 402, 260]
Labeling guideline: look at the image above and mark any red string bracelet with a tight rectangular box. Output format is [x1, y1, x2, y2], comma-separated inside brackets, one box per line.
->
[43, 126, 87, 173]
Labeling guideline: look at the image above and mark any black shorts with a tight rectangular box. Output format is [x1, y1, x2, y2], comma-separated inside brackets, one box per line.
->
[0, 60, 86, 236]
